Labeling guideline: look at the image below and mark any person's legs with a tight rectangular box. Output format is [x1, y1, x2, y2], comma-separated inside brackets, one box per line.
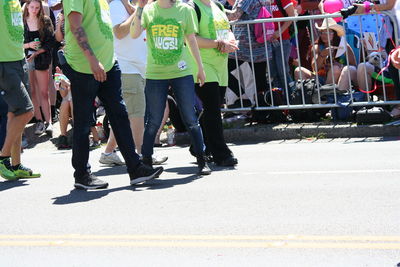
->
[171, 75, 210, 174]
[0, 60, 35, 179]
[195, 82, 236, 165]
[154, 103, 169, 146]
[227, 58, 245, 98]
[338, 65, 357, 92]
[97, 64, 140, 174]
[120, 74, 145, 154]
[274, 40, 294, 92]
[294, 66, 313, 80]
[35, 69, 51, 124]
[59, 100, 70, 136]
[142, 79, 169, 158]
[64, 64, 99, 179]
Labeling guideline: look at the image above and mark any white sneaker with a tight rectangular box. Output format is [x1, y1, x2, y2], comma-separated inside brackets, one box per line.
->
[34, 122, 45, 135]
[45, 123, 53, 137]
[99, 152, 125, 165]
[152, 155, 168, 165]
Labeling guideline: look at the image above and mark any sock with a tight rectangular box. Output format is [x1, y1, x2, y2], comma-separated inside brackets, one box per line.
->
[12, 164, 20, 170]
[104, 152, 112, 156]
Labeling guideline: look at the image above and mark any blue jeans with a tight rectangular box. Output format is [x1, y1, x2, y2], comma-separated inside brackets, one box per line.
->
[63, 61, 140, 179]
[270, 39, 293, 92]
[142, 75, 205, 157]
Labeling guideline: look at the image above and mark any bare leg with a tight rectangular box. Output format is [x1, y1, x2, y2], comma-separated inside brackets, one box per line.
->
[154, 102, 169, 145]
[294, 67, 313, 80]
[35, 69, 52, 124]
[338, 65, 357, 92]
[104, 129, 117, 154]
[1, 111, 33, 157]
[29, 71, 42, 121]
[130, 117, 144, 154]
[59, 101, 71, 136]
[325, 65, 342, 85]
[357, 62, 374, 91]
[11, 134, 22, 166]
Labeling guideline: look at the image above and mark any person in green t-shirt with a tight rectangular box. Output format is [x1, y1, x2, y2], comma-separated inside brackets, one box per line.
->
[62, 0, 163, 190]
[191, 0, 238, 167]
[0, 0, 40, 181]
[130, 0, 211, 175]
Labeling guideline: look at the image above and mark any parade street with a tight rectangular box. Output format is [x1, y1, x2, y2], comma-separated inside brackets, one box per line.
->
[1, 138, 400, 267]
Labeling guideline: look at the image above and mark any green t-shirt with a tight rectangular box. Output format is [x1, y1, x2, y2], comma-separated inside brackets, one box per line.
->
[192, 0, 230, 86]
[64, 0, 115, 74]
[0, 0, 24, 62]
[142, 1, 198, 79]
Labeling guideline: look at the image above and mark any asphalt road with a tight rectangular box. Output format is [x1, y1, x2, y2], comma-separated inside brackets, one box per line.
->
[1, 137, 400, 267]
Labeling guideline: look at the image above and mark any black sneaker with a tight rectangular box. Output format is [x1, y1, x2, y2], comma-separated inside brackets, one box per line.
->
[57, 135, 70, 150]
[129, 163, 163, 185]
[74, 173, 108, 190]
[197, 156, 212, 175]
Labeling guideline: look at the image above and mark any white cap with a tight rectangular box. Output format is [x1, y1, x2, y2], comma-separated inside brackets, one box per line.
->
[48, 0, 61, 7]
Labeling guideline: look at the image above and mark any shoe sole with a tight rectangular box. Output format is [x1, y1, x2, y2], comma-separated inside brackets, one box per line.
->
[1, 174, 18, 180]
[15, 174, 41, 179]
[99, 160, 125, 166]
[130, 167, 164, 185]
[74, 182, 109, 190]
[153, 157, 168, 165]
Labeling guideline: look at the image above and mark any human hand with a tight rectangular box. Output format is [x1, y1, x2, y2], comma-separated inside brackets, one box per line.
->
[89, 58, 107, 82]
[197, 68, 206, 87]
[29, 41, 40, 50]
[391, 48, 400, 70]
[220, 40, 238, 53]
[26, 53, 36, 62]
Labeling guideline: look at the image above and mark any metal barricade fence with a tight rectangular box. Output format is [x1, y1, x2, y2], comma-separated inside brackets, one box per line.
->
[224, 11, 400, 115]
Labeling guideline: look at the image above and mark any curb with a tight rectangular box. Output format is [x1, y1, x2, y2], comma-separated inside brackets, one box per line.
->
[175, 123, 400, 144]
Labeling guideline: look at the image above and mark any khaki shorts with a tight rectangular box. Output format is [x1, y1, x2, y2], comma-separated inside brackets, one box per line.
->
[121, 73, 145, 118]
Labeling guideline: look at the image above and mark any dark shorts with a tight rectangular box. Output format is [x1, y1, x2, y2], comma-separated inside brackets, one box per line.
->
[0, 60, 33, 115]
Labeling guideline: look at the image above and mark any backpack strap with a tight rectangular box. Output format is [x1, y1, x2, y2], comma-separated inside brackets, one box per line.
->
[187, 1, 202, 23]
[187, 0, 224, 23]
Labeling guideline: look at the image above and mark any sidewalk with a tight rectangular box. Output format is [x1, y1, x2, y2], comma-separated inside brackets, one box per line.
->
[175, 122, 400, 144]
[24, 119, 400, 150]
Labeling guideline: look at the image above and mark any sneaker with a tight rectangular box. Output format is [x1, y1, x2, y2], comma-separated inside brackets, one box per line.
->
[215, 156, 238, 167]
[89, 140, 101, 150]
[197, 156, 212, 175]
[13, 164, 41, 178]
[152, 155, 168, 165]
[45, 123, 53, 137]
[129, 163, 163, 185]
[99, 152, 125, 165]
[0, 158, 17, 180]
[34, 121, 45, 135]
[74, 173, 108, 190]
[57, 135, 70, 150]
[21, 135, 29, 149]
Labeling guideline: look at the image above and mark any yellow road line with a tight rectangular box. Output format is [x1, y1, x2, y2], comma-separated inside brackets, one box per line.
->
[1, 235, 400, 242]
[0, 240, 400, 249]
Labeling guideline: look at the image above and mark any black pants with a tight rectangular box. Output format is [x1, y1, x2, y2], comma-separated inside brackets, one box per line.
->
[195, 82, 232, 162]
[228, 59, 267, 97]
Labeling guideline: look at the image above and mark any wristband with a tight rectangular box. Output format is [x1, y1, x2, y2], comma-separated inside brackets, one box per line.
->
[364, 1, 371, 13]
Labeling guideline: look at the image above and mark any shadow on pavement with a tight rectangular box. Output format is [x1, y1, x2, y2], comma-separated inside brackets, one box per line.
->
[0, 180, 29, 191]
[52, 186, 133, 205]
[93, 165, 126, 177]
[135, 173, 200, 191]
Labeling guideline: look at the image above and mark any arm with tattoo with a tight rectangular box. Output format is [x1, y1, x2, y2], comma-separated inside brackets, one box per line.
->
[68, 11, 107, 81]
[130, 5, 145, 38]
[225, 7, 244, 21]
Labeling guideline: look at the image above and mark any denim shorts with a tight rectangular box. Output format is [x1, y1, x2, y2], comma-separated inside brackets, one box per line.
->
[0, 60, 33, 115]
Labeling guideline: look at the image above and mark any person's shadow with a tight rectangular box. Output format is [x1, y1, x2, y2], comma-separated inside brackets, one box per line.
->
[52, 185, 133, 205]
[0, 180, 29, 191]
[51, 166, 205, 204]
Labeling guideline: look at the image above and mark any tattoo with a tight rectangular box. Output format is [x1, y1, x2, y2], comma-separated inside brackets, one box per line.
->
[136, 7, 143, 20]
[226, 8, 244, 21]
[73, 26, 94, 56]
